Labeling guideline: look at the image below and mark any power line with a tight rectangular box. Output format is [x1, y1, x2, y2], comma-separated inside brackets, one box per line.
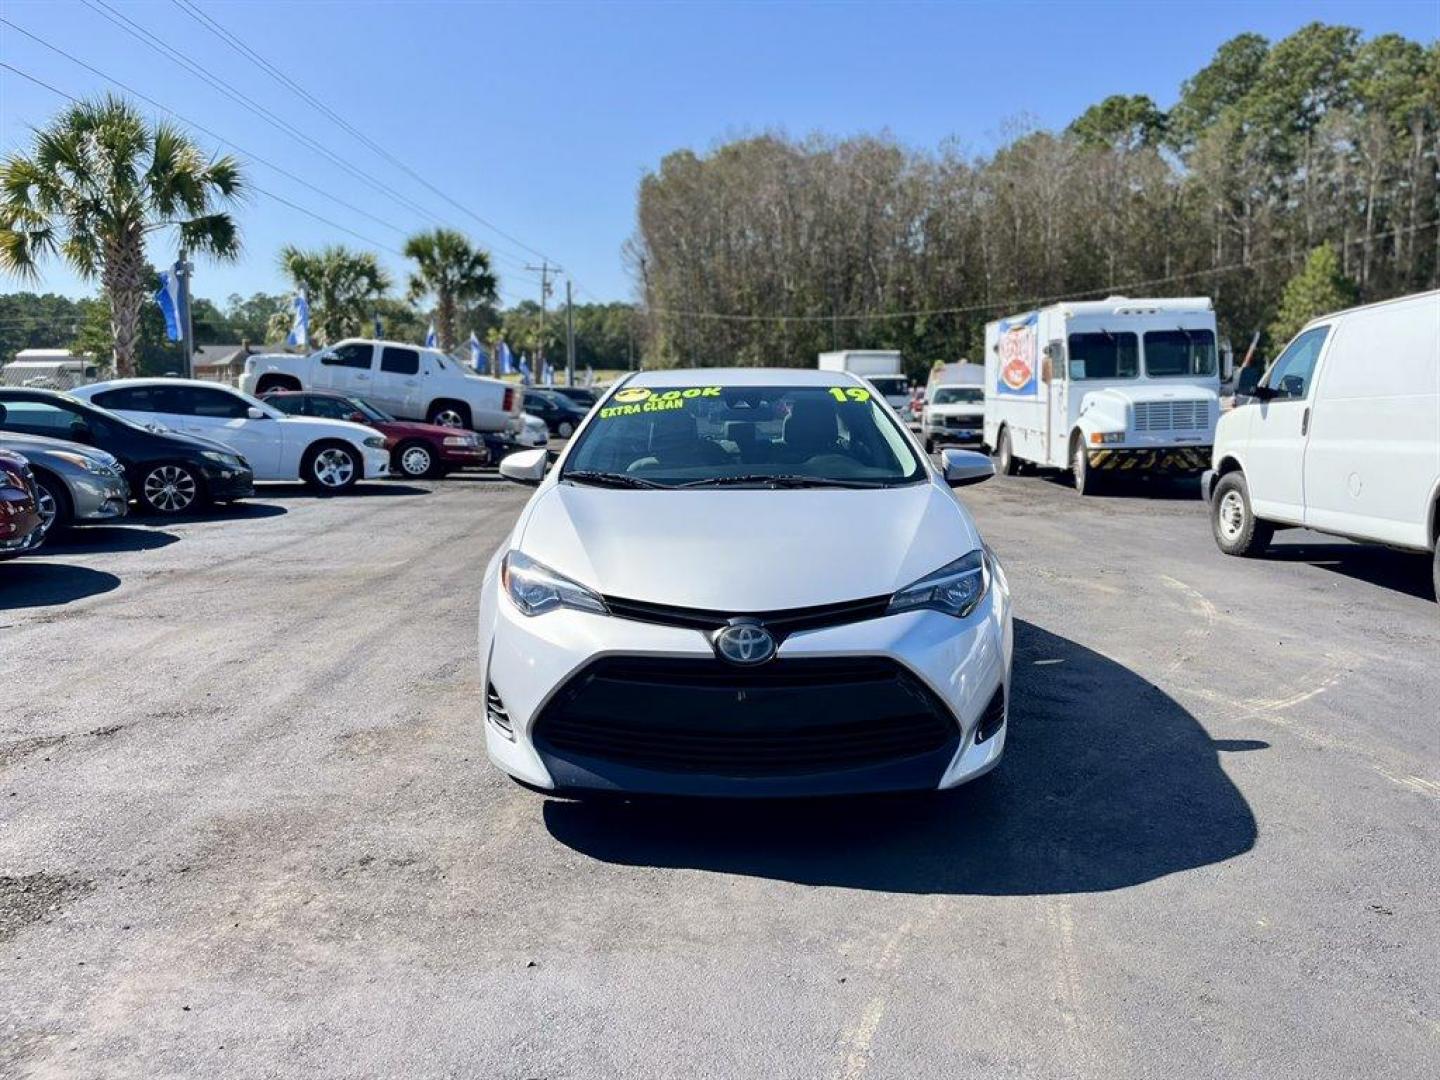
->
[170, 0, 560, 268]
[645, 221, 1440, 323]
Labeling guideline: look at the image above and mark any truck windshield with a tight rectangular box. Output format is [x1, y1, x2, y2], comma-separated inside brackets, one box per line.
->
[562, 384, 924, 488]
[1068, 332, 1139, 380]
[931, 387, 983, 405]
[1144, 329, 1217, 377]
[867, 376, 909, 398]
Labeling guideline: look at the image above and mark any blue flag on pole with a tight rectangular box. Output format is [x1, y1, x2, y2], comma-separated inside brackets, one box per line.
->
[154, 264, 185, 342]
[468, 332, 487, 373]
[519, 353, 533, 387]
[373, 311, 383, 338]
[425, 322, 438, 348]
[286, 291, 310, 348]
[498, 341, 515, 376]
[542, 359, 555, 385]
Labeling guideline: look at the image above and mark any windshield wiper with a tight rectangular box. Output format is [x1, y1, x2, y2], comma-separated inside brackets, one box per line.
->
[562, 470, 667, 489]
[677, 473, 886, 489]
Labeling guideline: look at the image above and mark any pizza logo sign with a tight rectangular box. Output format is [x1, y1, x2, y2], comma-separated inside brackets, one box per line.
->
[996, 315, 1039, 396]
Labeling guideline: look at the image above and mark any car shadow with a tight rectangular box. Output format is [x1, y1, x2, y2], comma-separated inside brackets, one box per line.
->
[196, 501, 288, 522]
[49, 525, 180, 554]
[0, 563, 121, 609]
[254, 482, 431, 499]
[542, 620, 1258, 896]
[1263, 539, 1435, 601]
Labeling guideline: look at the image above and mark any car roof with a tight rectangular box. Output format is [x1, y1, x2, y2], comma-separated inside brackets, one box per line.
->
[81, 377, 238, 390]
[624, 367, 866, 388]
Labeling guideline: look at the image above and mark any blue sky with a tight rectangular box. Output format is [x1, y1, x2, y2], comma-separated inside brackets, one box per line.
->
[2, 0, 1436, 309]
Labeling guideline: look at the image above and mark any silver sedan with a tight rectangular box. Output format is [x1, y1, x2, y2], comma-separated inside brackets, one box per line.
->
[0, 432, 129, 539]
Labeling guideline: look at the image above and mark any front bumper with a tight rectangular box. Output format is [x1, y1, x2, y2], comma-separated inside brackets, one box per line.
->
[925, 425, 985, 446]
[72, 470, 130, 522]
[479, 574, 1013, 797]
[199, 464, 255, 501]
[361, 446, 391, 479]
[438, 443, 487, 468]
[1086, 446, 1211, 474]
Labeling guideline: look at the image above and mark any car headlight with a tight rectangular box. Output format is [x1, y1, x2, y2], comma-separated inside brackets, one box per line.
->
[363, 436, 386, 449]
[501, 550, 608, 617]
[1089, 431, 1125, 445]
[443, 435, 476, 447]
[200, 450, 243, 468]
[50, 450, 113, 475]
[887, 549, 990, 619]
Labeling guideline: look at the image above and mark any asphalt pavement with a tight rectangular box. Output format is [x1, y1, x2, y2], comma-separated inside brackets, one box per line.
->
[2, 469, 1436, 1079]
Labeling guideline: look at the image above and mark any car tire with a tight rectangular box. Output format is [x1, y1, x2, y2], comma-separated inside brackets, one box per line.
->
[1211, 472, 1274, 557]
[558, 420, 575, 439]
[1431, 537, 1438, 603]
[996, 427, 1020, 476]
[394, 440, 440, 479]
[139, 463, 205, 516]
[33, 472, 73, 539]
[427, 401, 472, 430]
[302, 442, 361, 493]
[1071, 437, 1100, 496]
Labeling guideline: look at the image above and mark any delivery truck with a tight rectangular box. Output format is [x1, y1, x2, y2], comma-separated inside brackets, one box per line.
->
[983, 297, 1227, 495]
[817, 350, 910, 412]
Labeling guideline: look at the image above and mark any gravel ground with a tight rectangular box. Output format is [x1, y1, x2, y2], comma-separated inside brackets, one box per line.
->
[1, 469, 1436, 1079]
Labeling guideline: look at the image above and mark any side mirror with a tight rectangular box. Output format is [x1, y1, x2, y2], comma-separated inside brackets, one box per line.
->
[246, 406, 267, 419]
[940, 448, 995, 488]
[498, 446, 549, 486]
[1251, 383, 1279, 402]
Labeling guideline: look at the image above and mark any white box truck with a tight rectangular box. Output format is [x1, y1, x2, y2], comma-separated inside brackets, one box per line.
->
[817, 350, 910, 412]
[983, 297, 1225, 495]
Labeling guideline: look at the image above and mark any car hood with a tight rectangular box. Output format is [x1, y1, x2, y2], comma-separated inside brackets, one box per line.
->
[927, 403, 984, 417]
[276, 416, 383, 441]
[517, 480, 981, 610]
[0, 431, 120, 467]
[376, 419, 467, 440]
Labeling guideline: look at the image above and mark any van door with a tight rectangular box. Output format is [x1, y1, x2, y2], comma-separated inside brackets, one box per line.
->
[1302, 298, 1439, 548]
[1244, 325, 1331, 525]
[1045, 340, 1067, 467]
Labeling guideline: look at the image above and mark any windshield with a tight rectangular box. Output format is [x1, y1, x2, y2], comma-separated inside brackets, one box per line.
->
[1068, 331, 1139, 380]
[562, 384, 924, 488]
[1144, 329, 1217, 377]
[867, 376, 909, 398]
[931, 386, 983, 405]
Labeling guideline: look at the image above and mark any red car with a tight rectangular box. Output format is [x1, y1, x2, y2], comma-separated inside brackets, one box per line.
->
[264, 390, 487, 479]
[1, 448, 44, 559]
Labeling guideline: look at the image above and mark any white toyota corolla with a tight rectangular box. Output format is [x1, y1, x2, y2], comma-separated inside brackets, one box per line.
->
[478, 369, 1013, 798]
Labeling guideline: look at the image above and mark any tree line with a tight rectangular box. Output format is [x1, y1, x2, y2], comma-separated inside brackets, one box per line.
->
[630, 23, 1439, 374]
[0, 93, 641, 376]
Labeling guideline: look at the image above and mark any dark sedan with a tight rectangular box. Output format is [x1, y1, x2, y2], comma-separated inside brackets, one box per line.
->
[523, 390, 588, 438]
[0, 389, 254, 516]
[0, 448, 44, 559]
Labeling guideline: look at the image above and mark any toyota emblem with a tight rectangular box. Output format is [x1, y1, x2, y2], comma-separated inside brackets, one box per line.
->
[712, 620, 776, 666]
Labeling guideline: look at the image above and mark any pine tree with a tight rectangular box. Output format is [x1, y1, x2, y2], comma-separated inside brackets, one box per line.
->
[1268, 244, 1359, 346]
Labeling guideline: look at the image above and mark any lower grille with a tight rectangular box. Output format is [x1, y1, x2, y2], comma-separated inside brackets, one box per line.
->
[533, 656, 957, 777]
[485, 682, 514, 737]
[976, 687, 1006, 743]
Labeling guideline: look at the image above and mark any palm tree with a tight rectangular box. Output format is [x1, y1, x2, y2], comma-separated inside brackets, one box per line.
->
[403, 228, 498, 351]
[0, 95, 244, 376]
[278, 244, 391, 346]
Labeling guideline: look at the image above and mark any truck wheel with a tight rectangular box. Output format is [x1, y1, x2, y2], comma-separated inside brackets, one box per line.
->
[302, 442, 360, 493]
[1071, 438, 1100, 496]
[394, 440, 439, 479]
[996, 428, 1020, 476]
[1211, 472, 1273, 557]
[427, 401, 471, 430]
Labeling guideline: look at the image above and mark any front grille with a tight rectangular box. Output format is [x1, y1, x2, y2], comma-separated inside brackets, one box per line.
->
[533, 656, 957, 777]
[976, 687, 1006, 743]
[1133, 400, 1208, 432]
[601, 594, 892, 641]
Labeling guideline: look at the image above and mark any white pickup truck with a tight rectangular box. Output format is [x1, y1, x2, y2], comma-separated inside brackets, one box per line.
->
[240, 339, 522, 434]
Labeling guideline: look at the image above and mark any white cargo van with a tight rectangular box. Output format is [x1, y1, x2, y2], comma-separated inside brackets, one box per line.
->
[817, 350, 909, 412]
[983, 298, 1225, 494]
[1203, 290, 1440, 598]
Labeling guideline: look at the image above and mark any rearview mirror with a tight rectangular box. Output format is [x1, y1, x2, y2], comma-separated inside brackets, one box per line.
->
[498, 446, 549, 486]
[246, 406, 266, 419]
[940, 448, 995, 488]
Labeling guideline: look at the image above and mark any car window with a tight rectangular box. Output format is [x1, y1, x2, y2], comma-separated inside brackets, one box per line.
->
[91, 385, 186, 413]
[563, 384, 924, 487]
[525, 393, 551, 412]
[324, 343, 374, 369]
[0, 399, 87, 436]
[267, 395, 306, 416]
[307, 396, 354, 420]
[380, 347, 420, 376]
[1263, 326, 1330, 400]
[176, 386, 251, 419]
[931, 387, 983, 405]
[1144, 329, 1217, 377]
[1068, 332, 1139, 379]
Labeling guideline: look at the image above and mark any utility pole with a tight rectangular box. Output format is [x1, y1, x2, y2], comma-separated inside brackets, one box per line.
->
[564, 279, 576, 387]
[177, 248, 195, 379]
[524, 260, 561, 380]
